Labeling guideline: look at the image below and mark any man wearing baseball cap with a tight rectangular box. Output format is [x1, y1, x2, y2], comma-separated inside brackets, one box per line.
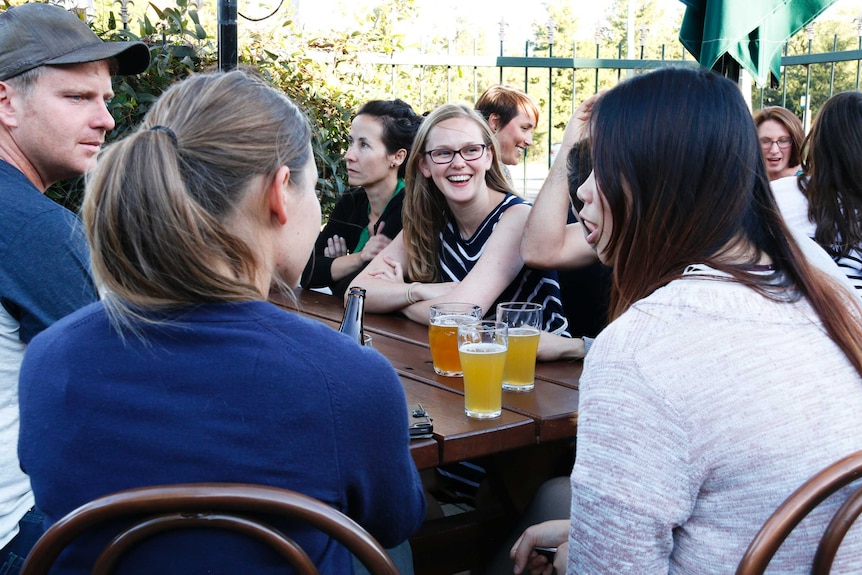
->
[0, 4, 149, 572]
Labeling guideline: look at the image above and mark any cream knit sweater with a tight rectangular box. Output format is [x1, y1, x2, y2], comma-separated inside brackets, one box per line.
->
[569, 274, 862, 574]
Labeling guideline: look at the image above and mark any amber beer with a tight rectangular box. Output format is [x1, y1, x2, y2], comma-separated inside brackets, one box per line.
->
[428, 303, 482, 376]
[502, 327, 541, 391]
[429, 319, 463, 375]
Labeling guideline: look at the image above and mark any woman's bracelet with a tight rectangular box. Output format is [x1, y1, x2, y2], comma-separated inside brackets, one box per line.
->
[405, 282, 420, 305]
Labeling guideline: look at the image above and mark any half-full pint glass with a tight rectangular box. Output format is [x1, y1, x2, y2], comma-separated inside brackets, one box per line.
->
[429, 303, 482, 376]
[496, 302, 542, 391]
[458, 321, 508, 419]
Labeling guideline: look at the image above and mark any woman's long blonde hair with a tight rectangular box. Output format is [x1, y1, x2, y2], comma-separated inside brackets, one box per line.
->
[401, 104, 514, 282]
[83, 69, 311, 330]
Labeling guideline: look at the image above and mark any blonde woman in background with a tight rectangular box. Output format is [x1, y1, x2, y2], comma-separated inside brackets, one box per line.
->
[475, 85, 538, 167]
[351, 103, 584, 360]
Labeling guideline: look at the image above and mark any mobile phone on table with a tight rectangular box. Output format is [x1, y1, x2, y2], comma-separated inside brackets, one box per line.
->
[408, 403, 433, 439]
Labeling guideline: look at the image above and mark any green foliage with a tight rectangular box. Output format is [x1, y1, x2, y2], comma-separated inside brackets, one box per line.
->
[46, 0, 358, 219]
[35, 0, 862, 215]
[243, 25, 359, 214]
[756, 15, 861, 122]
[47, 0, 212, 209]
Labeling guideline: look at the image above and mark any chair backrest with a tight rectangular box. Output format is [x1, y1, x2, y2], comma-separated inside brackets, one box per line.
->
[20, 483, 399, 575]
[736, 450, 862, 575]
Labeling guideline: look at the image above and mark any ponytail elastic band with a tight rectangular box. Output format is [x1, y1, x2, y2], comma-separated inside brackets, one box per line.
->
[149, 125, 178, 147]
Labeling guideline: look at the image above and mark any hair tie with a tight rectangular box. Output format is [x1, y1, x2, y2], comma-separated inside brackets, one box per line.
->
[406, 282, 420, 305]
[149, 125, 178, 146]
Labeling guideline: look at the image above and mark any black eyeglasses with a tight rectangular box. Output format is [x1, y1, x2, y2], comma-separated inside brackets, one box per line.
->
[759, 137, 792, 150]
[425, 144, 487, 164]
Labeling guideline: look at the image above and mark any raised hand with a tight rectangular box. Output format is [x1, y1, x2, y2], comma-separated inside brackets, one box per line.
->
[561, 91, 603, 147]
[324, 234, 349, 258]
[360, 221, 392, 262]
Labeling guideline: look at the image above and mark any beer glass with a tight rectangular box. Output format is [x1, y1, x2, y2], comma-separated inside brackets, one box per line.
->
[496, 302, 542, 392]
[429, 303, 482, 376]
[458, 320, 508, 419]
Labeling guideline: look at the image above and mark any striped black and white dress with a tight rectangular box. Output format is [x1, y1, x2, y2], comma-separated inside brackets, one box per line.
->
[833, 247, 862, 294]
[438, 193, 570, 335]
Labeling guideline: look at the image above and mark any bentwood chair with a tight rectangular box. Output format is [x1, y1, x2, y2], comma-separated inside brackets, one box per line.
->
[19, 483, 399, 575]
[736, 450, 862, 575]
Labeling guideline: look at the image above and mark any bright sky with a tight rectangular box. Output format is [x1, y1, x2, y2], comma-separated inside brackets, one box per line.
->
[296, 0, 859, 52]
[296, 0, 677, 47]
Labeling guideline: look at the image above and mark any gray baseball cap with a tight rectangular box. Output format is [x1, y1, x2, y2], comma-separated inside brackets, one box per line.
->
[0, 3, 150, 81]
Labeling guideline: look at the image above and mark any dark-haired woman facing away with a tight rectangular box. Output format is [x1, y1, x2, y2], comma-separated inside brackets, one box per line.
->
[800, 91, 862, 294]
[301, 99, 422, 297]
[17, 70, 425, 574]
[511, 67, 862, 574]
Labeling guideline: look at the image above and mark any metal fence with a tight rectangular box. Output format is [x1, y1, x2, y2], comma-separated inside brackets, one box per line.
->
[350, 41, 862, 197]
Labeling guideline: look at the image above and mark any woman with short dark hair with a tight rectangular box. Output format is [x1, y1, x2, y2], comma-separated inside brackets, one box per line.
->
[301, 99, 422, 297]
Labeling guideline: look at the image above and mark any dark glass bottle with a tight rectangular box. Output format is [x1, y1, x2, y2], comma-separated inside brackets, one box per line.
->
[339, 287, 366, 345]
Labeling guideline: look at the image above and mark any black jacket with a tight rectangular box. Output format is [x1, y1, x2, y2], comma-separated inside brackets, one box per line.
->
[301, 187, 404, 298]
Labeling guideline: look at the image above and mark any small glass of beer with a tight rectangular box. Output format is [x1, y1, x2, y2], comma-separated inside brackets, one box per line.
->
[429, 303, 482, 376]
[496, 302, 542, 392]
[458, 320, 508, 419]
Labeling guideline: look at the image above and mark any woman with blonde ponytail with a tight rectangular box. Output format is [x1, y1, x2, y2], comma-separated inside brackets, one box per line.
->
[17, 70, 424, 574]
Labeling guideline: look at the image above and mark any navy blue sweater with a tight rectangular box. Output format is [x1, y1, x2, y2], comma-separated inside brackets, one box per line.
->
[18, 300, 425, 574]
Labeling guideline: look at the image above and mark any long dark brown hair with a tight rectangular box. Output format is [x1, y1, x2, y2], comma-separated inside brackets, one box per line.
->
[590, 66, 862, 376]
[800, 91, 862, 262]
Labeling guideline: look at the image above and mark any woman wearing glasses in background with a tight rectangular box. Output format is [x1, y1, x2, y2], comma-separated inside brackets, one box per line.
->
[753, 107, 814, 237]
[754, 106, 804, 182]
[350, 104, 583, 361]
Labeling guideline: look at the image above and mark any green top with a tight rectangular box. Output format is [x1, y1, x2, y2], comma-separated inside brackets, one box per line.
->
[354, 178, 405, 252]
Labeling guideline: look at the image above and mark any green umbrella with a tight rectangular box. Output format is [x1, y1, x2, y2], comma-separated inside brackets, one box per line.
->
[679, 0, 838, 87]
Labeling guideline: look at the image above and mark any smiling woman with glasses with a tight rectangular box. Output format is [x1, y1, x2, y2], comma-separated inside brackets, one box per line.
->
[425, 143, 487, 164]
[349, 104, 584, 362]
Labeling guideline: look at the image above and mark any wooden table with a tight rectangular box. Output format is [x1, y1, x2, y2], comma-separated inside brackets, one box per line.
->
[271, 288, 581, 470]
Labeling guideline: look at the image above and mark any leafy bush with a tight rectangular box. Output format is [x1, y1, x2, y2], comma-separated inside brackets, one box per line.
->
[46, 0, 355, 219]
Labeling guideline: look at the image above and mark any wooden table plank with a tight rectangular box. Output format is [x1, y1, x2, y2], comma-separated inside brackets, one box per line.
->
[401, 376, 536, 465]
[274, 288, 581, 388]
[408, 437, 439, 470]
[272, 288, 580, 450]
